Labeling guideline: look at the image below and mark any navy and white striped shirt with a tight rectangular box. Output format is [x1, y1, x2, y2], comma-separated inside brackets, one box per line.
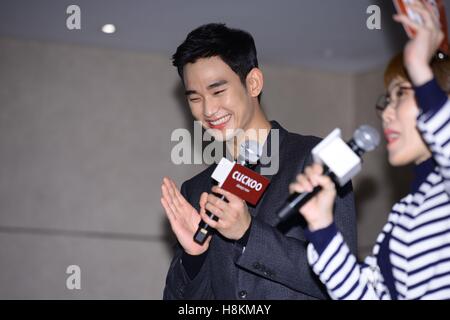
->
[305, 78, 450, 300]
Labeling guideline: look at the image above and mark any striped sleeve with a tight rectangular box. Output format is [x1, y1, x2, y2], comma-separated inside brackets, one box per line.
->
[415, 78, 450, 195]
[307, 231, 390, 300]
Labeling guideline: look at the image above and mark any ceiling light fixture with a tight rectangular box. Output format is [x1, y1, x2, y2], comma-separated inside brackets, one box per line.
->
[101, 24, 116, 34]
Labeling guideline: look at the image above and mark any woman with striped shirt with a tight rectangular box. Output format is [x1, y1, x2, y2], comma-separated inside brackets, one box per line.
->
[290, 1, 450, 299]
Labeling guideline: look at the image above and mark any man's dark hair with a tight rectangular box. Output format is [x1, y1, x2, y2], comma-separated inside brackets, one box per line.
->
[172, 23, 259, 86]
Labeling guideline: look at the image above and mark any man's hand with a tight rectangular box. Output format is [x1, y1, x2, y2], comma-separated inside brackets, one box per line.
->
[160, 177, 210, 255]
[289, 163, 335, 231]
[199, 186, 252, 241]
[394, 0, 445, 86]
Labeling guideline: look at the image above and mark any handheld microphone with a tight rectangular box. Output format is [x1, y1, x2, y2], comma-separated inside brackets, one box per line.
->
[193, 140, 263, 245]
[276, 125, 380, 224]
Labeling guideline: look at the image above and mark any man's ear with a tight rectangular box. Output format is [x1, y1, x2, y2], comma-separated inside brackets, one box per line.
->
[245, 68, 263, 98]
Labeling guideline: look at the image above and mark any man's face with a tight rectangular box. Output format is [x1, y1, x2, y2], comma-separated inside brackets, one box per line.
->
[183, 56, 255, 141]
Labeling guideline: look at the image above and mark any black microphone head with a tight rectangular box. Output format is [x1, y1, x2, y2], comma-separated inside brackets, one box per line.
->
[238, 140, 262, 165]
[353, 125, 380, 152]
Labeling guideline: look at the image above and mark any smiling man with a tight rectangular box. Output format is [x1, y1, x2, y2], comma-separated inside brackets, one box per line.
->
[182, 56, 271, 163]
[161, 23, 357, 300]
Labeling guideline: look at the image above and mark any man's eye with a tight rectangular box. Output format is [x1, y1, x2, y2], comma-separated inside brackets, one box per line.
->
[214, 89, 225, 95]
[189, 97, 201, 103]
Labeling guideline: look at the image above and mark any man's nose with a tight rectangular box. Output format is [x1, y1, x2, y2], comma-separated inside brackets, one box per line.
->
[203, 97, 219, 117]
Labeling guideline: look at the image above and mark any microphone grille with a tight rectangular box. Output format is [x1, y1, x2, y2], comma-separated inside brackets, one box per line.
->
[353, 125, 380, 152]
[238, 140, 262, 165]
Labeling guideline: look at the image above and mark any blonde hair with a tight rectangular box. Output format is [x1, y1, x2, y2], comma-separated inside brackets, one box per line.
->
[384, 53, 450, 93]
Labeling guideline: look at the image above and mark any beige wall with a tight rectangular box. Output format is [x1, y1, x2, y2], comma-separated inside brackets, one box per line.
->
[0, 37, 410, 298]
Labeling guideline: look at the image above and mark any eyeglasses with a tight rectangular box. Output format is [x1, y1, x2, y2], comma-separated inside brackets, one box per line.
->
[375, 85, 414, 118]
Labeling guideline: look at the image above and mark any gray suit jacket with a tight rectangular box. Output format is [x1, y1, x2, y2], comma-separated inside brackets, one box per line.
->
[163, 121, 357, 300]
